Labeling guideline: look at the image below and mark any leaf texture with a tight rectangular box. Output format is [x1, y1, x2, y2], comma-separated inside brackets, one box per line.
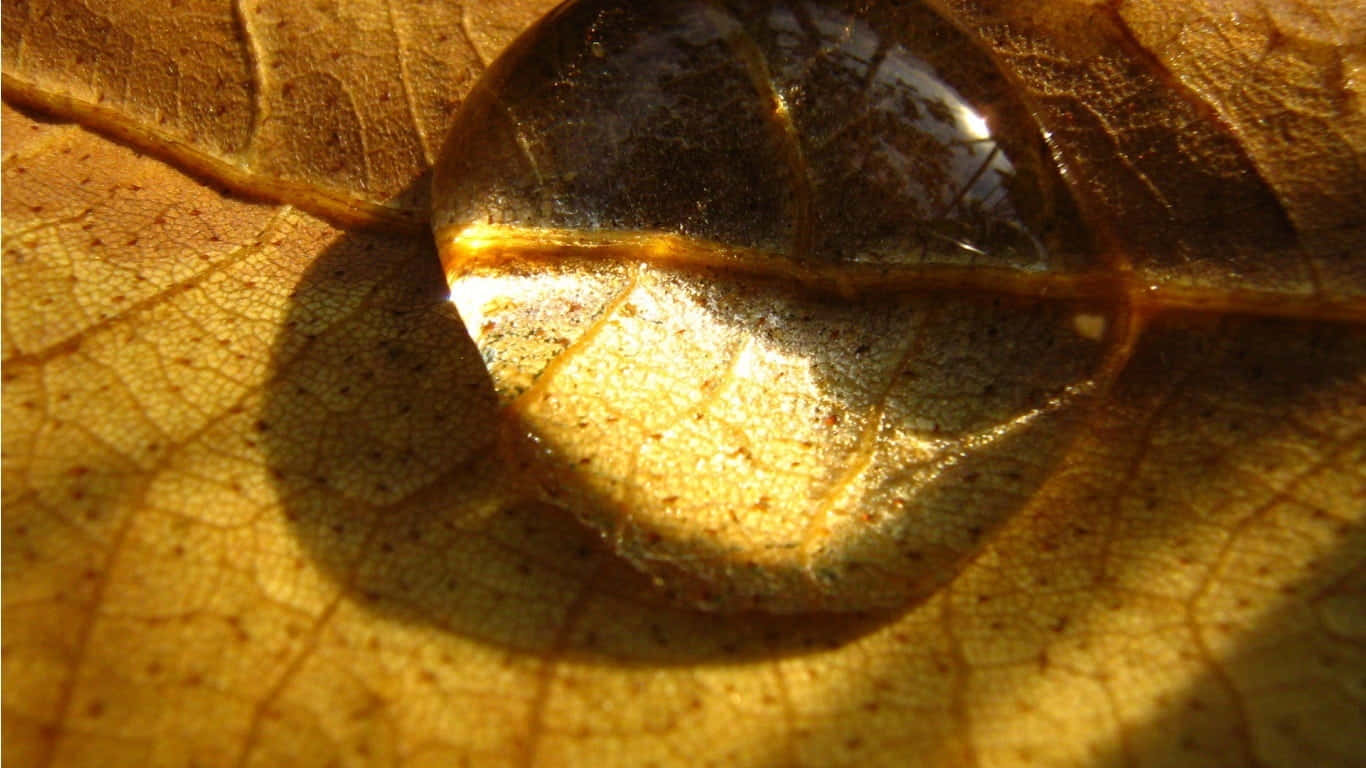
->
[3, 1, 1364, 767]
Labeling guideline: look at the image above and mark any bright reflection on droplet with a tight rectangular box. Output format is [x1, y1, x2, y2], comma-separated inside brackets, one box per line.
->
[958, 105, 992, 141]
[446, 274, 504, 346]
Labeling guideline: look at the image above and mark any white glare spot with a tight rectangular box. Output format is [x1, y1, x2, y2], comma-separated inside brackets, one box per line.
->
[447, 274, 509, 343]
[958, 105, 991, 141]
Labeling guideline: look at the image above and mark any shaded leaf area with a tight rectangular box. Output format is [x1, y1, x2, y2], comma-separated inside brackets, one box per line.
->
[933, 0, 1365, 296]
[3, 1, 1366, 767]
[1109, 530, 1366, 768]
[1115, 0, 1366, 235]
[2, 0, 560, 224]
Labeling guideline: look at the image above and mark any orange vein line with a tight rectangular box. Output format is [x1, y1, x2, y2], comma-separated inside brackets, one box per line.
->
[505, 263, 642, 414]
[438, 224, 1366, 324]
[720, 9, 816, 262]
[3, 76, 423, 233]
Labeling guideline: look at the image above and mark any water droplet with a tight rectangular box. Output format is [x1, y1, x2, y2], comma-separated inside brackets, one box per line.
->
[434, 0, 1083, 276]
[432, 0, 1108, 612]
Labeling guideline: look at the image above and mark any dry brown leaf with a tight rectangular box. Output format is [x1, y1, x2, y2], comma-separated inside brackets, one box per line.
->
[3, 1, 1364, 767]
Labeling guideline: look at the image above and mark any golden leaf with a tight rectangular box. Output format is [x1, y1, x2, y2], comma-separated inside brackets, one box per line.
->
[3, 1, 1363, 767]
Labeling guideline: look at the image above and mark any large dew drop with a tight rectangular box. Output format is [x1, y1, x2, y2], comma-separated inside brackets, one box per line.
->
[432, 0, 1112, 612]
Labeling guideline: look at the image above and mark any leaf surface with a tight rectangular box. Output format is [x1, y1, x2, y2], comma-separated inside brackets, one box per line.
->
[3, 1, 1364, 767]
